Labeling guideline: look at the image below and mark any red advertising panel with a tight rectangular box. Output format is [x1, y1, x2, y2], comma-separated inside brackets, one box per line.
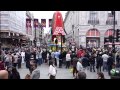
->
[41, 19, 46, 27]
[26, 18, 32, 35]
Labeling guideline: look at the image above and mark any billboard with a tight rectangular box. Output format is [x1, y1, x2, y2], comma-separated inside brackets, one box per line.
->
[26, 18, 32, 35]
[41, 19, 46, 27]
[34, 19, 39, 28]
[49, 19, 52, 27]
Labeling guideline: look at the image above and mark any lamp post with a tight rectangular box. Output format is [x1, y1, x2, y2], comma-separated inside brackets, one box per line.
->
[112, 11, 116, 53]
[60, 33, 62, 53]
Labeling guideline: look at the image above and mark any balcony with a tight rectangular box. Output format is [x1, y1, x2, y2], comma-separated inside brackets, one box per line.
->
[88, 20, 99, 25]
[106, 20, 117, 25]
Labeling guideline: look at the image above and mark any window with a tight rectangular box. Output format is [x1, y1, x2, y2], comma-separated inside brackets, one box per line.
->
[88, 11, 99, 25]
[106, 12, 117, 25]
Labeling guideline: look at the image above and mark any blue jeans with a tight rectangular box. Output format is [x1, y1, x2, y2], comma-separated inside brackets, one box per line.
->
[38, 58, 43, 65]
[103, 61, 108, 71]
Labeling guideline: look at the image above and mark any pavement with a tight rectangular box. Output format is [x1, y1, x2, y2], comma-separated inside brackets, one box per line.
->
[18, 63, 110, 79]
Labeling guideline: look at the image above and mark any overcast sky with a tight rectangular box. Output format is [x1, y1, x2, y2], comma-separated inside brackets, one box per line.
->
[30, 11, 67, 34]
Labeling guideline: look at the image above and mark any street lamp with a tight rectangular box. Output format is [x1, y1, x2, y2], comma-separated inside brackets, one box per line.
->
[111, 11, 116, 53]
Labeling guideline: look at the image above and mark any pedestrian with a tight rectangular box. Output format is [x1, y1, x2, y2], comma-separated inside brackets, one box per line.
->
[48, 53, 52, 66]
[77, 71, 86, 79]
[116, 52, 120, 68]
[10, 67, 20, 79]
[89, 53, 96, 72]
[0, 70, 8, 79]
[97, 72, 105, 79]
[77, 59, 83, 72]
[21, 50, 25, 64]
[107, 53, 115, 76]
[96, 54, 103, 73]
[30, 63, 40, 79]
[42, 50, 47, 63]
[102, 52, 109, 71]
[73, 58, 78, 78]
[18, 54, 22, 69]
[66, 52, 71, 69]
[81, 54, 89, 70]
[54, 50, 60, 67]
[0, 59, 5, 70]
[37, 50, 43, 66]
[48, 61, 57, 79]
[13, 53, 18, 68]
[59, 52, 63, 68]
[25, 51, 31, 69]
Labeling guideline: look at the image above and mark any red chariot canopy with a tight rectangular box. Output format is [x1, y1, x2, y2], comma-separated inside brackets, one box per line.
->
[52, 11, 65, 36]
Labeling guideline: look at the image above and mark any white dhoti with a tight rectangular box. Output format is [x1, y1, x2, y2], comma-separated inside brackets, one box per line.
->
[22, 56, 25, 64]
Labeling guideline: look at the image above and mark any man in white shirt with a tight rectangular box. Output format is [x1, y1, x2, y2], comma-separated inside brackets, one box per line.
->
[102, 52, 109, 71]
[77, 59, 83, 72]
[21, 50, 25, 64]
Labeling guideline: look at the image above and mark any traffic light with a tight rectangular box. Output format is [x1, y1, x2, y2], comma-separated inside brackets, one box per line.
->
[116, 29, 120, 42]
[109, 35, 113, 42]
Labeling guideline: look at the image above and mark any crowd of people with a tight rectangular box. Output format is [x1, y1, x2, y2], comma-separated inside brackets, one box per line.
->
[0, 46, 120, 79]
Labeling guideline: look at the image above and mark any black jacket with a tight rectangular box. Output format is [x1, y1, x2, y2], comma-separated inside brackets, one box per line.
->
[89, 55, 96, 64]
[82, 57, 89, 67]
[107, 56, 114, 67]
[96, 56, 103, 68]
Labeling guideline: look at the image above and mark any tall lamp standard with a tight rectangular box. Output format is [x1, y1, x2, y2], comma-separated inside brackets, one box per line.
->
[111, 11, 116, 53]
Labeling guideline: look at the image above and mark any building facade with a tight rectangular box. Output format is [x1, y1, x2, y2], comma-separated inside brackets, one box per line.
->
[64, 11, 120, 48]
[0, 11, 26, 49]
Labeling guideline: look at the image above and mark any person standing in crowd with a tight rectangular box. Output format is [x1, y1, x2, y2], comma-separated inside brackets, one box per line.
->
[0, 70, 8, 79]
[21, 50, 25, 64]
[59, 52, 63, 68]
[37, 50, 43, 66]
[107, 53, 115, 76]
[81, 54, 89, 70]
[42, 50, 47, 63]
[89, 53, 96, 72]
[48, 61, 57, 79]
[48, 53, 52, 66]
[0, 59, 5, 70]
[25, 50, 31, 69]
[17, 54, 22, 69]
[96, 54, 103, 73]
[77, 71, 86, 79]
[102, 52, 109, 72]
[116, 52, 120, 68]
[76, 59, 83, 79]
[54, 50, 60, 67]
[13, 53, 18, 68]
[97, 72, 105, 79]
[73, 58, 78, 78]
[10, 67, 20, 79]
[66, 52, 71, 69]
[30, 62, 40, 79]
